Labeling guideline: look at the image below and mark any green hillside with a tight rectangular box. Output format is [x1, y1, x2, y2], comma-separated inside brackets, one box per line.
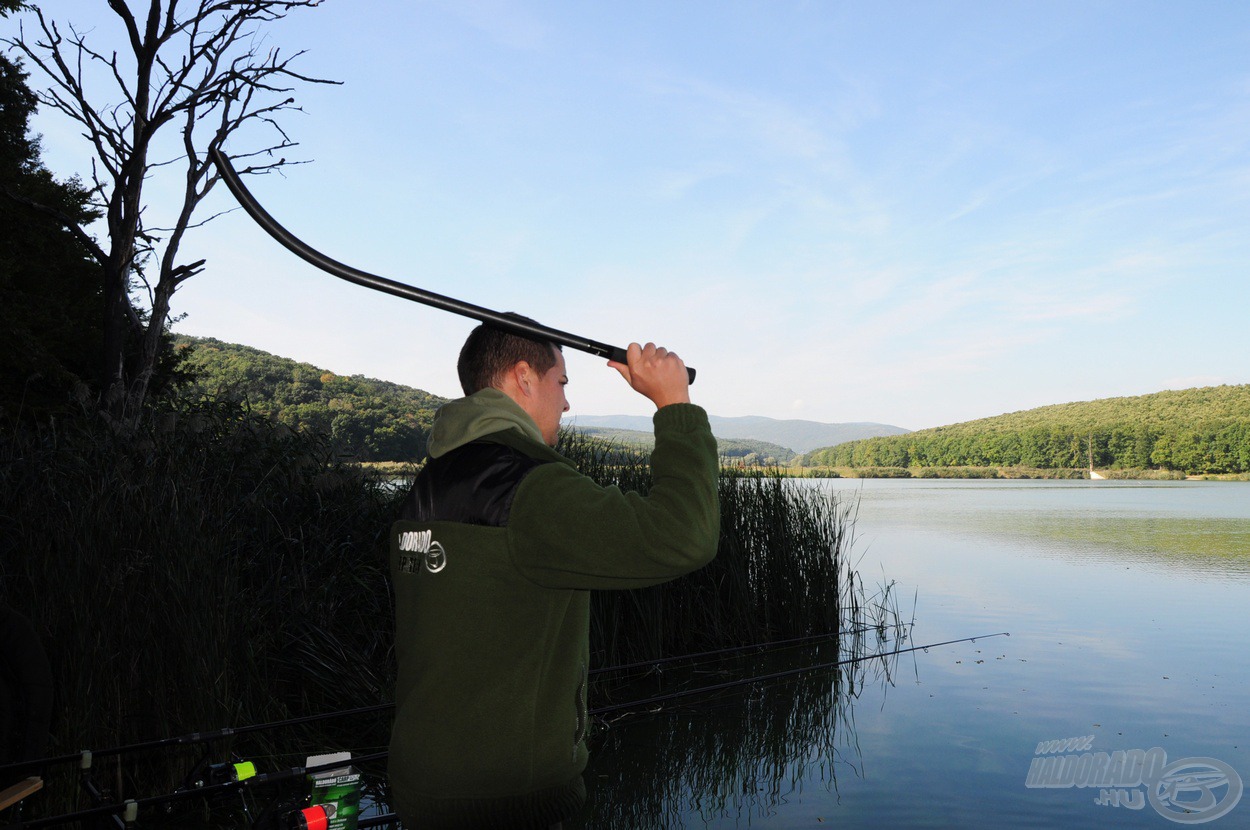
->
[176, 336, 446, 461]
[573, 414, 909, 453]
[576, 426, 797, 464]
[802, 385, 1250, 475]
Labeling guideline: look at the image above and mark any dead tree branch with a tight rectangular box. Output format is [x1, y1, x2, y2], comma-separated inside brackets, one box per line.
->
[2, 1, 338, 423]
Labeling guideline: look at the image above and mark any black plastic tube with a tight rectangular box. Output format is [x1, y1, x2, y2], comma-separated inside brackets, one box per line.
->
[209, 148, 695, 383]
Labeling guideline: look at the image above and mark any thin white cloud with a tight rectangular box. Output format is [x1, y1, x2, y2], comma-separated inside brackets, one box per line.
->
[647, 163, 735, 201]
[434, 0, 548, 50]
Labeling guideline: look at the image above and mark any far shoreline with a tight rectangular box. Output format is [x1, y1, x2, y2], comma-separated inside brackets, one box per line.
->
[361, 460, 1250, 483]
[772, 465, 1249, 482]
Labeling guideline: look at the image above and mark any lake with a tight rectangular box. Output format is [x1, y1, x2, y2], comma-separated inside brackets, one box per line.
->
[577, 479, 1250, 828]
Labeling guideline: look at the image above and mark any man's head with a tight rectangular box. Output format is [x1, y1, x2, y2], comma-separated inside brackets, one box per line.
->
[458, 317, 569, 446]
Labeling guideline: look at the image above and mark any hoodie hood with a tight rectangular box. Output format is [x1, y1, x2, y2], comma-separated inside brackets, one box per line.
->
[426, 388, 547, 459]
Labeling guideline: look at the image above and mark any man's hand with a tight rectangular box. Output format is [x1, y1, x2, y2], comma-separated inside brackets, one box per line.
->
[608, 342, 692, 409]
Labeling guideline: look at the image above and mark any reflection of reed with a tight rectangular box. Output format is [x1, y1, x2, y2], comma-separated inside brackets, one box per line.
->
[581, 634, 905, 829]
[552, 432, 910, 827]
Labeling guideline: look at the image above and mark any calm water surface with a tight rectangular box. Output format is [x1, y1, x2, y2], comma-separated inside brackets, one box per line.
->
[579, 480, 1250, 828]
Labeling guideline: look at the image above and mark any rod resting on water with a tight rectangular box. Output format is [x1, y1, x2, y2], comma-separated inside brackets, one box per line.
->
[208, 148, 695, 383]
[589, 632, 1011, 716]
[589, 624, 903, 677]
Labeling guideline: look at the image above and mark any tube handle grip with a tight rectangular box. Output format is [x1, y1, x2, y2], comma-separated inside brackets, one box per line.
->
[606, 346, 697, 385]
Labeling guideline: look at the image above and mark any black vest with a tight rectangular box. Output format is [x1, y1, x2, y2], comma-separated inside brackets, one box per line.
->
[399, 441, 549, 528]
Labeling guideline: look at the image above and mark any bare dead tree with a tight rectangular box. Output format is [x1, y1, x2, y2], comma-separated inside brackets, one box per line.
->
[3, 1, 336, 424]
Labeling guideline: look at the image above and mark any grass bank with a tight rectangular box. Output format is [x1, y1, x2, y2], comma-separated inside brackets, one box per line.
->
[801, 465, 1190, 480]
[1184, 471, 1250, 481]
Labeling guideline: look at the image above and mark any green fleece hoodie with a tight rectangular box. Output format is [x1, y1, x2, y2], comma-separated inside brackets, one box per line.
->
[388, 389, 720, 828]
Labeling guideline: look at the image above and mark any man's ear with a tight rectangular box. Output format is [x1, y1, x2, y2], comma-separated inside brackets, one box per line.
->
[511, 361, 535, 397]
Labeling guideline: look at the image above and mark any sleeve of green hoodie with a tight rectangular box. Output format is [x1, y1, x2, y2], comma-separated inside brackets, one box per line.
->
[505, 402, 720, 589]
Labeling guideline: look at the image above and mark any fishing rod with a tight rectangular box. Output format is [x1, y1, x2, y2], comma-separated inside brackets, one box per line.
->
[16, 752, 390, 829]
[2, 629, 907, 780]
[590, 623, 908, 677]
[15, 633, 1001, 827]
[6, 627, 921, 797]
[2, 629, 903, 779]
[0, 703, 393, 778]
[590, 632, 1010, 716]
[208, 148, 696, 384]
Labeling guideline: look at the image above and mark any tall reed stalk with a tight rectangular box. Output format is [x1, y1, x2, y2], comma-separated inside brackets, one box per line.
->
[558, 431, 885, 668]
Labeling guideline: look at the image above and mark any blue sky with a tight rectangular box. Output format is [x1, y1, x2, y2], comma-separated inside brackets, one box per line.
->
[22, 1, 1250, 429]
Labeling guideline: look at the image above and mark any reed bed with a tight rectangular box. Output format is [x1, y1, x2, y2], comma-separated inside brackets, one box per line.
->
[2, 416, 898, 824]
[0, 402, 397, 817]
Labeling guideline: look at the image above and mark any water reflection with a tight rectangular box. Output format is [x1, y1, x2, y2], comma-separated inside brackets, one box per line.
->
[577, 630, 909, 829]
[816, 479, 1250, 581]
[982, 514, 1250, 577]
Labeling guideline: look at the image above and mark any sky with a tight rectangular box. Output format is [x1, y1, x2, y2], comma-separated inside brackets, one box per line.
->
[17, 1, 1250, 429]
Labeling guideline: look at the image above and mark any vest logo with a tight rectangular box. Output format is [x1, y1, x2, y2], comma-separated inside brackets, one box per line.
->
[398, 529, 447, 574]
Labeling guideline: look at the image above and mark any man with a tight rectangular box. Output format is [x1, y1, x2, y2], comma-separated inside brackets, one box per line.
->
[388, 321, 720, 828]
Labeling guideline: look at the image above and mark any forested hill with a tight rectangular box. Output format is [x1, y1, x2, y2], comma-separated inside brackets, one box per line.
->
[801, 385, 1250, 475]
[176, 337, 447, 461]
[572, 414, 909, 453]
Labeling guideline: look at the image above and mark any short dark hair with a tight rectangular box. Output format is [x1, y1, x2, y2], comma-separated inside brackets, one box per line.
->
[457, 315, 562, 395]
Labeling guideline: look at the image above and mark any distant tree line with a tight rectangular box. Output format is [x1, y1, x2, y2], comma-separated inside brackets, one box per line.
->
[178, 337, 446, 462]
[576, 427, 796, 466]
[715, 438, 795, 466]
[803, 385, 1250, 475]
